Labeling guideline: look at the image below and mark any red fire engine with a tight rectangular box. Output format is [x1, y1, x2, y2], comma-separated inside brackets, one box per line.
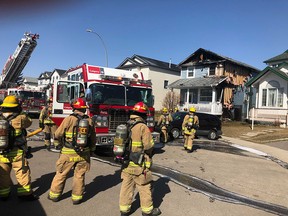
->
[2, 88, 46, 115]
[52, 64, 160, 149]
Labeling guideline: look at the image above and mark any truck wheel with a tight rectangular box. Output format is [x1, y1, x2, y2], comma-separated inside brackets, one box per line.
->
[170, 128, 180, 139]
[208, 130, 218, 140]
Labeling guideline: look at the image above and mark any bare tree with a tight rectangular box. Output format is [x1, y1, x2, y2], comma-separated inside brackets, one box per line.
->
[162, 91, 180, 111]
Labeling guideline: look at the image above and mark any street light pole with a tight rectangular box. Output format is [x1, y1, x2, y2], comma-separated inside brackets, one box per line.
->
[86, 28, 108, 67]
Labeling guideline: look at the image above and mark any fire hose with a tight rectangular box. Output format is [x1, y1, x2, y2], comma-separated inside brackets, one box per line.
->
[26, 128, 43, 138]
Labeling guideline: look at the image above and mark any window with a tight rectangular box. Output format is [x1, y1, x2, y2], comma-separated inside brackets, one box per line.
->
[262, 89, 267, 106]
[261, 80, 283, 107]
[209, 66, 215, 76]
[199, 89, 212, 102]
[181, 67, 195, 78]
[164, 80, 168, 89]
[187, 67, 194, 77]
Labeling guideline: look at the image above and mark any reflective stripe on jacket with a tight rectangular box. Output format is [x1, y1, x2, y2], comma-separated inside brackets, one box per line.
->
[0, 148, 24, 163]
[39, 106, 55, 125]
[123, 115, 154, 175]
[182, 114, 199, 135]
[54, 110, 96, 153]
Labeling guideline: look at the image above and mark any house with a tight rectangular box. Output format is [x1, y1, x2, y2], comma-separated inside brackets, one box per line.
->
[169, 48, 260, 119]
[38, 71, 52, 92]
[50, 68, 66, 97]
[245, 50, 288, 125]
[117, 55, 181, 110]
[21, 76, 38, 90]
[38, 69, 66, 98]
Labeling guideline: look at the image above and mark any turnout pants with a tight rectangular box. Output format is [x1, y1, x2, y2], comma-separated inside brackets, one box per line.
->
[161, 126, 168, 143]
[119, 170, 154, 214]
[184, 132, 195, 151]
[49, 152, 90, 202]
[44, 124, 58, 147]
[0, 153, 32, 198]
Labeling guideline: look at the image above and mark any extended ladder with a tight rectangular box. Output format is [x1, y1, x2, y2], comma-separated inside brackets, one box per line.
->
[1, 32, 39, 86]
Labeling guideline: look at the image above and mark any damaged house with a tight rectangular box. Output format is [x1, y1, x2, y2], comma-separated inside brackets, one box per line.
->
[169, 48, 260, 120]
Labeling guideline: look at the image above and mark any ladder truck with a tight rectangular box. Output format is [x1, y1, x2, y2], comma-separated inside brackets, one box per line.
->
[1, 32, 39, 88]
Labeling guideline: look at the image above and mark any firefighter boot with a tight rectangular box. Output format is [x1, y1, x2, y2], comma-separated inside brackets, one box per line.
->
[142, 208, 161, 216]
[18, 193, 39, 201]
[120, 211, 130, 216]
[47, 194, 60, 202]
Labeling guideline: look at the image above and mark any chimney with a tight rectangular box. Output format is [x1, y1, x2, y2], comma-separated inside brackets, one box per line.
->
[169, 58, 172, 68]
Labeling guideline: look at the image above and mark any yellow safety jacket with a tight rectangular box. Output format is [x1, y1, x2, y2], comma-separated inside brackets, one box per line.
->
[0, 112, 32, 162]
[182, 114, 199, 135]
[123, 115, 154, 176]
[54, 110, 96, 154]
[39, 106, 55, 125]
[157, 113, 172, 128]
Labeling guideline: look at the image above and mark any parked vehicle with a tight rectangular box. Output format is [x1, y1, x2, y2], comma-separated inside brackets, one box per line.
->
[164, 111, 222, 140]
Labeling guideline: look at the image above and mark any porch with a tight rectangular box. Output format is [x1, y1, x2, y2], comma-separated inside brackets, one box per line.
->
[179, 102, 223, 115]
[248, 108, 288, 126]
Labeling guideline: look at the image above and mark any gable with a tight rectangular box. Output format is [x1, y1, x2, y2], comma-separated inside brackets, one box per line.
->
[117, 54, 180, 73]
[246, 66, 288, 87]
[178, 48, 259, 72]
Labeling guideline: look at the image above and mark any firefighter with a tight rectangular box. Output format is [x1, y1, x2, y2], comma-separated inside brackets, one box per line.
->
[174, 107, 179, 113]
[119, 102, 161, 216]
[39, 97, 59, 150]
[0, 95, 38, 201]
[157, 107, 172, 143]
[48, 97, 96, 205]
[182, 107, 199, 153]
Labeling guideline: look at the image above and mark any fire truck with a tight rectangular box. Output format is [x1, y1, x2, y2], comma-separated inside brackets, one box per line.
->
[2, 88, 46, 116]
[52, 63, 160, 149]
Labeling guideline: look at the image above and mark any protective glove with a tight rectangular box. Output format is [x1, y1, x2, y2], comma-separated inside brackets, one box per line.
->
[39, 122, 44, 129]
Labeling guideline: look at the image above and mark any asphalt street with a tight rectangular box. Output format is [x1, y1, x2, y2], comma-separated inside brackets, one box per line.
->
[1, 119, 288, 216]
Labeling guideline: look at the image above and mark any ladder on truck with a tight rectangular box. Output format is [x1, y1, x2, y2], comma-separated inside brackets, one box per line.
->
[1, 32, 39, 87]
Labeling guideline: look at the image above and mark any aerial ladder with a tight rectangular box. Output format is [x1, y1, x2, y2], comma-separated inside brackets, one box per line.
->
[1, 32, 39, 88]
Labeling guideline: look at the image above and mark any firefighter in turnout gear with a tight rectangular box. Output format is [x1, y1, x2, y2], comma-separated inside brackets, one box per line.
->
[0, 95, 38, 201]
[157, 107, 172, 143]
[48, 97, 96, 205]
[182, 107, 199, 153]
[119, 102, 161, 216]
[39, 97, 59, 150]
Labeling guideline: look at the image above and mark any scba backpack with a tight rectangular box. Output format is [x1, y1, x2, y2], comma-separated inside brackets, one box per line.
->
[70, 113, 90, 151]
[0, 114, 16, 153]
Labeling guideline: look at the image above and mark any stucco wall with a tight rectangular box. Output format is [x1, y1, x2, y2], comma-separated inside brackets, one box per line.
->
[131, 67, 180, 111]
[257, 73, 288, 109]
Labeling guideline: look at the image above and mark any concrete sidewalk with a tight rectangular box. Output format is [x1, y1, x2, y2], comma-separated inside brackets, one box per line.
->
[220, 136, 288, 165]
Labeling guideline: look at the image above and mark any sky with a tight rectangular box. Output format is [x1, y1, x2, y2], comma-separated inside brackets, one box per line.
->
[0, 0, 287, 78]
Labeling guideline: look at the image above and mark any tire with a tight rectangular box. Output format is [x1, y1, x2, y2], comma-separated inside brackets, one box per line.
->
[207, 130, 218, 140]
[170, 128, 181, 139]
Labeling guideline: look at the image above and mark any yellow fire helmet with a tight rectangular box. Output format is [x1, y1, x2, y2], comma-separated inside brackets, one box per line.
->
[0, 95, 20, 107]
[189, 107, 196, 113]
[162, 107, 168, 113]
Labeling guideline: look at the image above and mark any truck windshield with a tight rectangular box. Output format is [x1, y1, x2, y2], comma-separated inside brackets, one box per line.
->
[18, 91, 46, 100]
[89, 83, 153, 107]
[126, 86, 153, 107]
[90, 84, 125, 105]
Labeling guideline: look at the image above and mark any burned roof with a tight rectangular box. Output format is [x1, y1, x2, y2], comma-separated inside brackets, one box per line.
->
[178, 48, 260, 72]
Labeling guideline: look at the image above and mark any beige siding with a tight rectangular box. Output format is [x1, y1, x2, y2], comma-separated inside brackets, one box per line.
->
[130, 67, 179, 110]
